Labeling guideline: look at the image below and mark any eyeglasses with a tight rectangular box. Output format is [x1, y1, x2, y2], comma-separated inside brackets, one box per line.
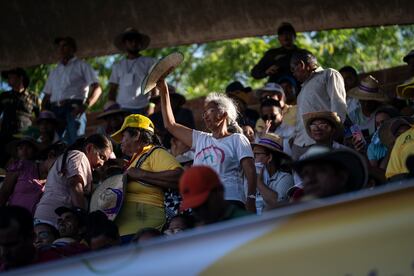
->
[309, 123, 331, 131]
[254, 152, 268, 157]
[261, 114, 277, 121]
[202, 108, 218, 119]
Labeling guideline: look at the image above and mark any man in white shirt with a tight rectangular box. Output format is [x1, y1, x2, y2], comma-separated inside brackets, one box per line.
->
[290, 50, 347, 159]
[108, 28, 156, 114]
[42, 37, 102, 144]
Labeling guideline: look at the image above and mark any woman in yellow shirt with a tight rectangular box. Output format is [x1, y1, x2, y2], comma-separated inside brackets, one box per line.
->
[111, 114, 183, 241]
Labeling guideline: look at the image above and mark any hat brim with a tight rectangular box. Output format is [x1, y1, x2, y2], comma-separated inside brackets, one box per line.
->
[55, 206, 73, 216]
[179, 190, 210, 211]
[141, 52, 184, 95]
[150, 93, 186, 106]
[90, 174, 126, 221]
[114, 31, 150, 52]
[251, 142, 291, 161]
[348, 87, 388, 102]
[291, 149, 367, 191]
[6, 136, 40, 156]
[403, 53, 414, 63]
[96, 109, 130, 120]
[303, 114, 344, 139]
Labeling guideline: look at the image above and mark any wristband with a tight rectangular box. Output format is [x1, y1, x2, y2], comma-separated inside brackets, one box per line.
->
[247, 194, 256, 199]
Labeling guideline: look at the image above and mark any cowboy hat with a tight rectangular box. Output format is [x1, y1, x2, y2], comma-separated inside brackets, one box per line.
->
[396, 77, 414, 99]
[303, 111, 343, 138]
[36, 110, 58, 125]
[291, 146, 368, 192]
[141, 52, 184, 95]
[403, 50, 414, 63]
[96, 103, 130, 120]
[90, 174, 126, 221]
[1, 68, 30, 88]
[251, 133, 291, 160]
[378, 117, 411, 149]
[6, 135, 40, 156]
[114, 27, 150, 52]
[348, 75, 387, 102]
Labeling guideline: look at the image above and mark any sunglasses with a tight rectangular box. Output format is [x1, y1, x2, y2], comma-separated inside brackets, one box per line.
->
[261, 114, 277, 121]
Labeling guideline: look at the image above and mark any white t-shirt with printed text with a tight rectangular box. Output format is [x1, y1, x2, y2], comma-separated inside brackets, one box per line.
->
[192, 130, 254, 203]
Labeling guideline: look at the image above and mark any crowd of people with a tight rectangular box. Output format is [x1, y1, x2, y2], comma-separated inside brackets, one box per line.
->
[1, 22, 414, 271]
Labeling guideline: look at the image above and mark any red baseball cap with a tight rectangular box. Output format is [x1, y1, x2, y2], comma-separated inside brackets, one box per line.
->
[179, 166, 222, 211]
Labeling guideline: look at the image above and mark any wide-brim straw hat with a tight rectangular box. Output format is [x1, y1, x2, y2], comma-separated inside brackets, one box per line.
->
[348, 75, 388, 102]
[396, 77, 414, 100]
[141, 52, 184, 95]
[303, 111, 344, 138]
[251, 133, 291, 161]
[378, 117, 412, 149]
[6, 135, 40, 156]
[291, 146, 368, 191]
[90, 174, 126, 221]
[114, 27, 150, 52]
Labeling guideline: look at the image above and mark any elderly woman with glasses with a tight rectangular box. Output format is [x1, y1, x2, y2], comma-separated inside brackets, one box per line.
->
[111, 114, 182, 241]
[157, 80, 257, 213]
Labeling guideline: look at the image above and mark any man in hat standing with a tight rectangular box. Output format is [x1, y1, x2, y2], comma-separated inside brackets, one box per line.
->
[251, 22, 302, 83]
[290, 50, 347, 160]
[108, 28, 156, 114]
[42, 37, 102, 145]
[0, 68, 40, 166]
[347, 75, 387, 138]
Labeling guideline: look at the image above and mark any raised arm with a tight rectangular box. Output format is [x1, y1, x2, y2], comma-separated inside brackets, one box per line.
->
[157, 79, 193, 148]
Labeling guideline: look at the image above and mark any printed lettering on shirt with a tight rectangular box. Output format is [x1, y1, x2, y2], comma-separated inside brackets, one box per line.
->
[195, 145, 225, 164]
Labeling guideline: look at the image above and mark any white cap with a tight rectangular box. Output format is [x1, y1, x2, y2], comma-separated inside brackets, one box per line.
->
[256, 83, 285, 99]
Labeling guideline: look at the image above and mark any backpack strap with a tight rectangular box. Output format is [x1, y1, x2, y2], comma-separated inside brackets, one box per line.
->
[133, 145, 164, 187]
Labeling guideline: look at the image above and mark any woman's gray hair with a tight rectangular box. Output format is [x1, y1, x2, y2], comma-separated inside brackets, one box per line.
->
[205, 92, 243, 133]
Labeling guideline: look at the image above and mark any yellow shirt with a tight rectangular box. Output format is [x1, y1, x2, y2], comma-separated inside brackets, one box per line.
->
[126, 145, 181, 207]
[385, 127, 414, 179]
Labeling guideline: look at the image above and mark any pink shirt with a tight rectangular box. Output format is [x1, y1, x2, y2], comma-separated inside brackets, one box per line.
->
[34, 150, 92, 226]
[7, 160, 42, 215]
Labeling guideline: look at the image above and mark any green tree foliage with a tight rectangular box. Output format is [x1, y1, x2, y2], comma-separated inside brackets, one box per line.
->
[2, 25, 414, 110]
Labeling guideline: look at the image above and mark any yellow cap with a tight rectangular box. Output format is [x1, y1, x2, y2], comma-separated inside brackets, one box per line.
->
[111, 114, 155, 143]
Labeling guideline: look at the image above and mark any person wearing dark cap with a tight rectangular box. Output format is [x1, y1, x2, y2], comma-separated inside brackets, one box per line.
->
[42, 36, 102, 145]
[225, 81, 259, 128]
[179, 166, 250, 225]
[396, 50, 414, 99]
[51, 207, 89, 255]
[0, 68, 40, 167]
[251, 22, 302, 83]
[108, 28, 156, 114]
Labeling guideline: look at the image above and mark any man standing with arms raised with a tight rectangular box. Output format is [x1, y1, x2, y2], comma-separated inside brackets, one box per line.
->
[108, 28, 156, 114]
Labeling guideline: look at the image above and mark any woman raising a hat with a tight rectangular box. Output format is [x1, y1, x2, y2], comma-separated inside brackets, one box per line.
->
[110, 114, 182, 241]
[157, 80, 257, 213]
